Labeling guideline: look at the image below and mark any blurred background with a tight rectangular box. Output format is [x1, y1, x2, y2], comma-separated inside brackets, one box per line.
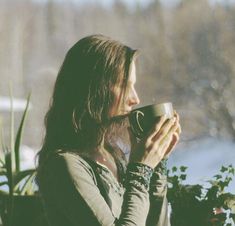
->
[0, 0, 234, 191]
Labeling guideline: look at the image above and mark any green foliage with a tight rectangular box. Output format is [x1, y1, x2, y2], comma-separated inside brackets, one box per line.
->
[0, 93, 36, 196]
[208, 165, 235, 194]
[0, 93, 37, 226]
[167, 165, 235, 226]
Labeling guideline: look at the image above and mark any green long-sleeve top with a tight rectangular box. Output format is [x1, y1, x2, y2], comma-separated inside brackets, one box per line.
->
[36, 150, 170, 226]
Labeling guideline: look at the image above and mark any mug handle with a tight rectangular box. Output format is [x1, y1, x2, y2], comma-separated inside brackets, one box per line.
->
[134, 110, 144, 132]
[130, 110, 145, 138]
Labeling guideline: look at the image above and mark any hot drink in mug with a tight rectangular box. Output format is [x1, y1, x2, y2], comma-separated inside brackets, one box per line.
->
[128, 102, 174, 139]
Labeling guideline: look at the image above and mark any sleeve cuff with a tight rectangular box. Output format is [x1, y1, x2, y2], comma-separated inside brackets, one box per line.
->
[125, 162, 154, 191]
[154, 159, 168, 175]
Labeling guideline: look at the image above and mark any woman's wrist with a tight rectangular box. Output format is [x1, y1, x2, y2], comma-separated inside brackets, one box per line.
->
[154, 159, 167, 175]
[125, 162, 154, 191]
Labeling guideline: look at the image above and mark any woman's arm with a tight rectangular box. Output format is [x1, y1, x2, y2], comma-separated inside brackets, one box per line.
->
[146, 160, 170, 226]
[38, 114, 180, 226]
[38, 151, 153, 226]
[145, 112, 181, 226]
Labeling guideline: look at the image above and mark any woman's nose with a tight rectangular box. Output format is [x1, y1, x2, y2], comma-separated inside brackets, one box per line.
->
[128, 89, 140, 106]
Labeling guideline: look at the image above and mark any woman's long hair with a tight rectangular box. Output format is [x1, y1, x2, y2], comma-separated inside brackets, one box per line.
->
[37, 34, 138, 166]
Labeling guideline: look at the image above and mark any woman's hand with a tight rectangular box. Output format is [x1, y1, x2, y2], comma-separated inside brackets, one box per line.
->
[128, 111, 181, 169]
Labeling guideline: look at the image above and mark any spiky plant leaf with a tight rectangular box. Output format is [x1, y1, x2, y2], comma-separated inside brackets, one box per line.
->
[0, 190, 8, 195]
[14, 93, 31, 173]
[20, 171, 36, 195]
[4, 148, 14, 226]
[9, 85, 15, 173]
[0, 126, 6, 166]
[4, 150, 13, 195]
[0, 181, 7, 187]
[13, 169, 36, 192]
[0, 168, 7, 174]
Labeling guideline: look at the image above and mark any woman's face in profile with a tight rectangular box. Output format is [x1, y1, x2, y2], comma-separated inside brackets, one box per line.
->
[109, 62, 140, 117]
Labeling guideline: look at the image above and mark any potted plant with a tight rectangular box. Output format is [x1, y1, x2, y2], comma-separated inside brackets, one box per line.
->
[0, 93, 48, 226]
[167, 164, 235, 226]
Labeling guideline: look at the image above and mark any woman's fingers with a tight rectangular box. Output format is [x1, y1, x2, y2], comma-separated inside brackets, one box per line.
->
[151, 115, 180, 159]
[174, 111, 182, 134]
[164, 132, 180, 158]
[152, 117, 176, 142]
[176, 124, 182, 135]
[129, 110, 181, 168]
[160, 120, 178, 147]
[162, 111, 181, 158]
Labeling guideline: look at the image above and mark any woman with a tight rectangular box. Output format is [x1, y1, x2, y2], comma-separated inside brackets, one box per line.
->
[36, 34, 181, 226]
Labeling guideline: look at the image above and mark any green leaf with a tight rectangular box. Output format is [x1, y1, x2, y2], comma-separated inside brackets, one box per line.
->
[167, 169, 170, 175]
[172, 166, 177, 172]
[13, 169, 36, 190]
[214, 174, 223, 180]
[172, 175, 179, 184]
[225, 176, 232, 181]
[180, 174, 187, 180]
[223, 181, 229, 188]
[220, 166, 227, 173]
[180, 166, 188, 172]
[4, 150, 13, 195]
[0, 157, 5, 167]
[9, 85, 16, 173]
[20, 171, 36, 195]
[0, 190, 8, 195]
[0, 168, 7, 175]
[218, 181, 226, 192]
[0, 126, 6, 165]
[229, 167, 235, 175]
[0, 181, 8, 186]
[14, 93, 31, 173]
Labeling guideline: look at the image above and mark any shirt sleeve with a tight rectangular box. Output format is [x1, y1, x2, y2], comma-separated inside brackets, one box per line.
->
[37, 152, 153, 226]
[146, 159, 171, 226]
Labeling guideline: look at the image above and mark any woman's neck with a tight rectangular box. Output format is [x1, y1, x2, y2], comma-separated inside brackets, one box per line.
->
[83, 144, 119, 182]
